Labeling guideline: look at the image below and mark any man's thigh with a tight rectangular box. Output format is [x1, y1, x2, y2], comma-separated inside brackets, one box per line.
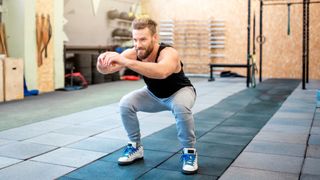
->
[121, 87, 168, 112]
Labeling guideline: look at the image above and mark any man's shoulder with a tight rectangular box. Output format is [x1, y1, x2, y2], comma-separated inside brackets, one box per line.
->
[159, 45, 178, 56]
[122, 48, 136, 59]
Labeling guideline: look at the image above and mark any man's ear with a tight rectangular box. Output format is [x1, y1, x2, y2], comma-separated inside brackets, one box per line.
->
[153, 33, 159, 43]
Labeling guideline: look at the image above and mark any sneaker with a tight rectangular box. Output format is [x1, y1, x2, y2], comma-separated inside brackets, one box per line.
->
[118, 142, 144, 165]
[181, 148, 198, 174]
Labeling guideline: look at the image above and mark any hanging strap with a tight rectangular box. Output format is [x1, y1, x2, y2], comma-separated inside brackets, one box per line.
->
[287, 1, 291, 35]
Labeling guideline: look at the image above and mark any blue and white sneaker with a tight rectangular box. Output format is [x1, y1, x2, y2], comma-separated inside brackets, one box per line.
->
[118, 142, 144, 165]
[181, 148, 198, 174]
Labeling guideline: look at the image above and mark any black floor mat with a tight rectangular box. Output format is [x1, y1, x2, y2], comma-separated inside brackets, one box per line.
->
[59, 79, 300, 180]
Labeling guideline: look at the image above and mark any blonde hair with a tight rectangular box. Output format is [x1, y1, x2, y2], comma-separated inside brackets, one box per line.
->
[132, 17, 157, 35]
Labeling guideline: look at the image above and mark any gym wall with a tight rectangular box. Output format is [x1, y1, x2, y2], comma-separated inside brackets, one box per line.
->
[257, 1, 320, 80]
[141, 0, 320, 80]
[3, 0, 64, 92]
[36, 0, 55, 92]
[64, 0, 136, 46]
[141, 0, 248, 75]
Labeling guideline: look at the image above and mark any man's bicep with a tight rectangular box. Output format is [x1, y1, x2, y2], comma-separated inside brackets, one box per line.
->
[158, 48, 180, 70]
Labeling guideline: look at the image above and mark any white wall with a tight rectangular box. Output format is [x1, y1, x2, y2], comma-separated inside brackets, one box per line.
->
[3, 0, 65, 90]
[3, 0, 38, 89]
[64, 0, 138, 46]
[54, 0, 64, 89]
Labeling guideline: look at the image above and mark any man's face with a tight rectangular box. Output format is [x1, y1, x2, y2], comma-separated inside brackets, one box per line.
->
[132, 28, 156, 59]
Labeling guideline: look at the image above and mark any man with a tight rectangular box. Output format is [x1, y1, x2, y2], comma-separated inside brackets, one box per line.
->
[97, 17, 198, 174]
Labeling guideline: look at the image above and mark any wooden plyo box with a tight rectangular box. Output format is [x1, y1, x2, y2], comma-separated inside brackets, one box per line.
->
[4, 58, 24, 101]
[0, 60, 3, 102]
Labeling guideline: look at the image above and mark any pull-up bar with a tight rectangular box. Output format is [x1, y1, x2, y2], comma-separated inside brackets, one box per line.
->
[262, 1, 320, 6]
[257, 0, 315, 89]
[261, 0, 317, 2]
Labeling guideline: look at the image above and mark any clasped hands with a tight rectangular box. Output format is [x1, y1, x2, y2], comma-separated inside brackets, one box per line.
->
[97, 51, 126, 69]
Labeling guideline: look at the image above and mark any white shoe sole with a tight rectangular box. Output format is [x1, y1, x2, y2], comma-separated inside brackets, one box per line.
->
[118, 157, 144, 166]
[182, 168, 198, 175]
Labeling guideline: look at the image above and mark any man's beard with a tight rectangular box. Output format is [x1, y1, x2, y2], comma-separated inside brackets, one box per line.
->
[136, 41, 154, 59]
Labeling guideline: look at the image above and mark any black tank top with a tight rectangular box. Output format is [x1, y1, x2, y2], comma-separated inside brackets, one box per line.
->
[139, 43, 193, 98]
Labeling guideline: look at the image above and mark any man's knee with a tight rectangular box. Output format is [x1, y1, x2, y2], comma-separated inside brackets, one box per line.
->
[120, 94, 140, 115]
[172, 104, 192, 114]
[119, 94, 133, 108]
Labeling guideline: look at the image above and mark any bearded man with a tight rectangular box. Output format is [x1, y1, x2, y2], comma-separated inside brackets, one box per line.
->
[97, 17, 198, 175]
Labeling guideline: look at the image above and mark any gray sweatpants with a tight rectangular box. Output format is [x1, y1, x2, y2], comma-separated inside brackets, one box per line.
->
[119, 86, 197, 148]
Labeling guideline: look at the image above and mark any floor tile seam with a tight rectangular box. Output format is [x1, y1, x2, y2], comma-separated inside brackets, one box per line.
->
[7, 123, 122, 144]
[228, 165, 300, 176]
[65, 141, 124, 154]
[195, 116, 237, 144]
[28, 144, 108, 164]
[300, 173, 320, 178]
[197, 143, 249, 150]
[46, 130, 108, 139]
[304, 157, 320, 161]
[268, 119, 314, 124]
[0, 131, 54, 141]
[194, 88, 277, 145]
[138, 166, 218, 179]
[0, 146, 62, 169]
[243, 149, 306, 158]
[260, 131, 311, 136]
[0, 159, 22, 171]
[0, 141, 60, 158]
[136, 151, 180, 179]
[84, 126, 125, 138]
[27, 158, 79, 169]
[257, 90, 316, 135]
[238, 148, 307, 159]
[0, 152, 27, 161]
[252, 138, 307, 145]
[259, 124, 312, 135]
[196, 154, 237, 162]
[156, 166, 220, 178]
[219, 83, 308, 177]
[249, 139, 310, 146]
[298, 105, 319, 179]
[200, 131, 254, 138]
[23, 135, 91, 148]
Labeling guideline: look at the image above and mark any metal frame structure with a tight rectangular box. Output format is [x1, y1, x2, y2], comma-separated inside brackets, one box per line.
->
[257, 0, 319, 89]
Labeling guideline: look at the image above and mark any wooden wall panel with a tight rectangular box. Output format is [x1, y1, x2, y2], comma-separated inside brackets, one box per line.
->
[0, 60, 3, 102]
[4, 58, 24, 101]
[36, 0, 54, 92]
[141, 0, 320, 80]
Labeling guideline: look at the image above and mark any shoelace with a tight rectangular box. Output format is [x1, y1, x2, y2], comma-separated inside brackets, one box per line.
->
[123, 145, 137, 157]
[181, 154, 196, 166]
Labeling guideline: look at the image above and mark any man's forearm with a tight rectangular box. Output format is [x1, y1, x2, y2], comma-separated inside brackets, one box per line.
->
[125, 59, 171, 79]
[97, 64, 122, 74]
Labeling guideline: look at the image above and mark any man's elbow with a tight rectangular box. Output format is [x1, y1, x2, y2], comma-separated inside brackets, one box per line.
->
[157, 71, 172, 79]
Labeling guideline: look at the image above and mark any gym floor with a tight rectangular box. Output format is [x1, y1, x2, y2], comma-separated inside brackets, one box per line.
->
[0, 77, 319, 179]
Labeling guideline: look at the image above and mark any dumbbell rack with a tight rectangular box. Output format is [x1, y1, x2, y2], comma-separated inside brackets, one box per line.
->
[159, 20, 211, 74]
[209, 20, 226, 73]
[159, 19, 226, 75]
[159, 20, 175, 45]
[112, 18, 132, 46]
[178, 20, 210, 74]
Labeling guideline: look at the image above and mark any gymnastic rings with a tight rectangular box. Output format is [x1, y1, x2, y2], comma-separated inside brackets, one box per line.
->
[256, 35, 266, 44]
